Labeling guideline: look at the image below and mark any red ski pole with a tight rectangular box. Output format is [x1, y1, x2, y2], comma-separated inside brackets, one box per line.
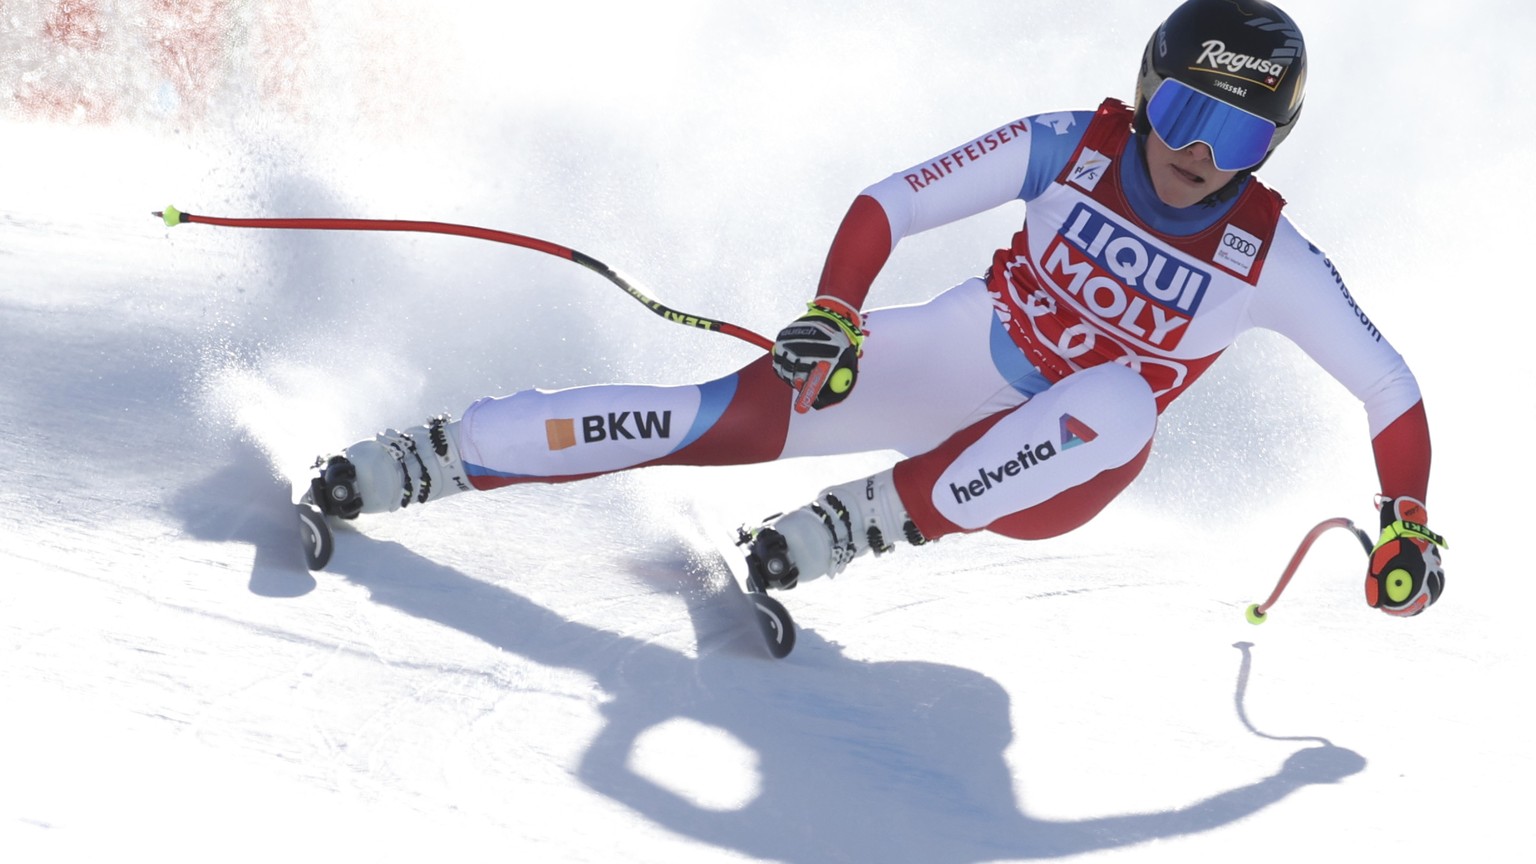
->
[154, 205, 775, 352]
[1245, 517, 1374, 624]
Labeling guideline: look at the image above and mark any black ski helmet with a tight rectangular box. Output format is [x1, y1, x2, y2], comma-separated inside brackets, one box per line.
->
[1134, 0, 1307, 169]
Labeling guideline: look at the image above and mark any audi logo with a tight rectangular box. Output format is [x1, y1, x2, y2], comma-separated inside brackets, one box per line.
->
[1223, 234, 1257, 256]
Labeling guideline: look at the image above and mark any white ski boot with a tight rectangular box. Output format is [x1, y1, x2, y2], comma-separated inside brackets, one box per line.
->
[742, 468, 928, 590]
[310, 415, 471, 519]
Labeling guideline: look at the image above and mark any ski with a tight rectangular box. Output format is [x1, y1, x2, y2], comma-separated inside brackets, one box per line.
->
[297, 454, 360, 572]
[724, 528, 797, 659]
[295, 452, 792, 655]
[296, 491, 334, 571]
[742, 578, 796, 659]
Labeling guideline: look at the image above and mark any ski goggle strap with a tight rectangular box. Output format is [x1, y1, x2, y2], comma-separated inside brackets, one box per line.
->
[1145, 78, 1277, 172]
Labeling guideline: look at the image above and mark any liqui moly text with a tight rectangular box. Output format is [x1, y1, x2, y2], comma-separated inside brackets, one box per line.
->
[1039, 204, 1211, 349]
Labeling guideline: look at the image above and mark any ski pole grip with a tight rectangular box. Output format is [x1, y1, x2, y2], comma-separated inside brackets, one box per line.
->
[794, 361, 833, 414]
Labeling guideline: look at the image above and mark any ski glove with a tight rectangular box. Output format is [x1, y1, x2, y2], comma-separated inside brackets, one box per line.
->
[1365, 496, 1447, 617]
[772, 297, 865, 412]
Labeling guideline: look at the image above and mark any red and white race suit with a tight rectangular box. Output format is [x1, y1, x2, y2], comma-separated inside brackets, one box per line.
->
[455, 99, 1430, 542]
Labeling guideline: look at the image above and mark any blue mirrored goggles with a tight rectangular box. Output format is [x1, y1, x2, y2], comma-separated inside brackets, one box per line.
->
[1146, 78, 1276, 172]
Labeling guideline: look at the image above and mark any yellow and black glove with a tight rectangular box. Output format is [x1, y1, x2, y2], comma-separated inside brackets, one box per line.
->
[1365, 496, 1447, 617]
[771, 297, 864, 412]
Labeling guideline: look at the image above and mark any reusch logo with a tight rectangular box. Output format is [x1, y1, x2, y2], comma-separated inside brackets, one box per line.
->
[546, 411, 673, 451]
[950, 414, 1098, 504]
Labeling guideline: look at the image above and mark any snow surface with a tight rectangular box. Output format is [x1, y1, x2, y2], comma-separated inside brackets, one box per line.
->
[2, 2, 1531, 861]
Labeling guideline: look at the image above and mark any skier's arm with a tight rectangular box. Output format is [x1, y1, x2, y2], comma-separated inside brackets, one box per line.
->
[1370, 400, 1430, 503]
[776, 113, 1088, 409]
[814, 113, 1088, 309]
[1246, 221, 1431, 502]
[1248, 222, 1446, 616]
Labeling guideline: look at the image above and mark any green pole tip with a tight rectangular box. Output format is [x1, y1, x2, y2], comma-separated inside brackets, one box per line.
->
[159, 205, 183, 227]
[1245, 603, 1268, 626]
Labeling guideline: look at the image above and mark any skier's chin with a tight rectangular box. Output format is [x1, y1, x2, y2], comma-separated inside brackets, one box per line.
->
[1154, 181, 1205, 208]
[1149, 164, 1214, 208]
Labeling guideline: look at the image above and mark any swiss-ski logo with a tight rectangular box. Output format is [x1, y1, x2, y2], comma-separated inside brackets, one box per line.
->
[1034, 113, 1078, 135]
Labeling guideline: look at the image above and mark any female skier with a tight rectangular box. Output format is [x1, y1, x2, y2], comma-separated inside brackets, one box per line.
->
[311, 0, 1445, 617]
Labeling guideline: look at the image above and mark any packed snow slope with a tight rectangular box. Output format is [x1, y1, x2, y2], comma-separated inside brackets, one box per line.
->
[2, 2, 1531, 861]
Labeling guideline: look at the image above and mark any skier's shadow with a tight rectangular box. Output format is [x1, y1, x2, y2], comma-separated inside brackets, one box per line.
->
[304, 512, 1363, 861]
[171, 442, 317, 598]
[181, 444, 1364, 860]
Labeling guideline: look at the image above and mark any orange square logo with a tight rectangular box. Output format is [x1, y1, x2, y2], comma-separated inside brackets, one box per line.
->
[546, 418, 577, 450]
